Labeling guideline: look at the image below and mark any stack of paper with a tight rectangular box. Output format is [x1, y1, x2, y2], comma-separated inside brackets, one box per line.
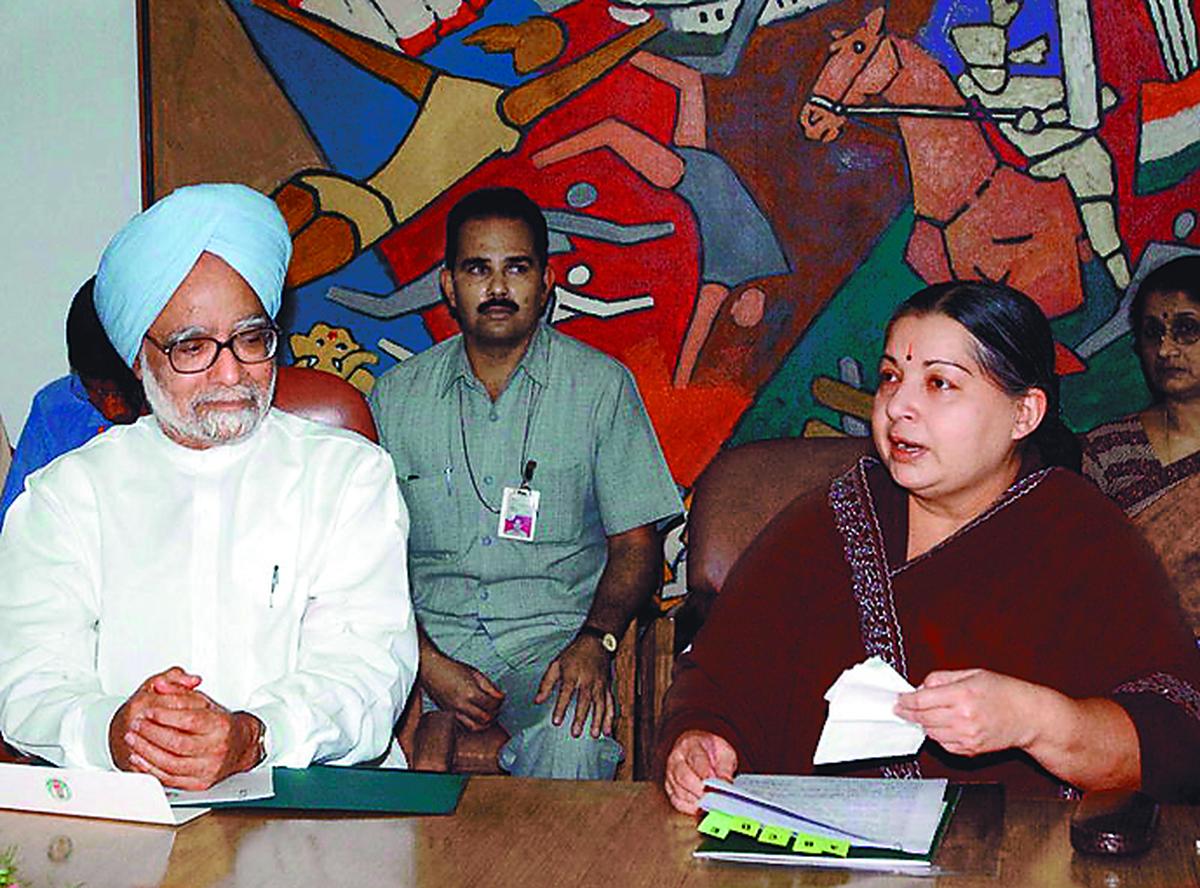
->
[694, 775, 953, 870]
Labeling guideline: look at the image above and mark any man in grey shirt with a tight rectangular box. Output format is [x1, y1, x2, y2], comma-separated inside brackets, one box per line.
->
[370, 187, 682, 778]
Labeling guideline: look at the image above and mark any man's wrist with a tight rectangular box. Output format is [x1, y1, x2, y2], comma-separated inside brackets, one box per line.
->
[576, 623, 619, 655]
[236, 712, 267, 770]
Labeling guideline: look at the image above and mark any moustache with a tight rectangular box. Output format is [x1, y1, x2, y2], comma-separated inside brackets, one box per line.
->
[192, 383, 265, 408]
[478, 299, 519, 314]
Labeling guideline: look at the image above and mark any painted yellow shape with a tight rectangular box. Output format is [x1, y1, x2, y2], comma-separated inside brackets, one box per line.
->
[295, 174, 395, 247]
[811, 375, 873, 420]
[369, 76, 520, 228]
[802, 418, 844, 438]
[290, 321, 379, 394]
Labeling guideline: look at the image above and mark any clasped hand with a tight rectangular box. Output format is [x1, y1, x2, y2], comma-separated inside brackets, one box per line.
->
[109, 666, 263, 791]
[894, 668, 1041, 757]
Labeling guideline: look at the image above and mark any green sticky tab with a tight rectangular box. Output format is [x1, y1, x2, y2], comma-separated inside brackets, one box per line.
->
[730, 816, 761, 837]
[791, 832, 852, 857]
[819, 837, 851, 858]
[792, 833, 823, 855]
[758, 825, 792, 846]
[697, 810, 734, 839]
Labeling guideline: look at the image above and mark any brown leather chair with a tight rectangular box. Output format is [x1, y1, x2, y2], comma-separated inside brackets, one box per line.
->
[675, 435, 871, 652]
[625, 435, 869, 766]
[272, 366, 430, 763]
[273, 365, 378, 441]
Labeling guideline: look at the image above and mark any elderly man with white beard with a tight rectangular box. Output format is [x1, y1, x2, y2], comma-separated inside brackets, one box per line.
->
[0, 184, 417, 790]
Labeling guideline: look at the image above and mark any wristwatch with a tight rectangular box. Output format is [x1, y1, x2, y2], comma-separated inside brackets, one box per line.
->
[578, 624, 619, 654]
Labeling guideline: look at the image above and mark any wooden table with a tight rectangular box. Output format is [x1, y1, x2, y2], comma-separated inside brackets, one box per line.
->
[3, 778, 1199, 887]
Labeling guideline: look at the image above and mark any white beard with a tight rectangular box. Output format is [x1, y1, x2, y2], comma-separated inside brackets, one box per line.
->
[142, 354, 275, 449]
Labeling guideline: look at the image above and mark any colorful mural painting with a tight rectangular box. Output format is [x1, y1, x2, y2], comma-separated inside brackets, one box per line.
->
[142, 0, 1200, 593]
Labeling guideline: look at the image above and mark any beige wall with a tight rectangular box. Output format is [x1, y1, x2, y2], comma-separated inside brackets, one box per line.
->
[0, 2, 141, 440]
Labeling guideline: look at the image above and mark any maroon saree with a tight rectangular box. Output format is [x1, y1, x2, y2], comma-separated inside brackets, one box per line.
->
[657, 458, 1200, 801]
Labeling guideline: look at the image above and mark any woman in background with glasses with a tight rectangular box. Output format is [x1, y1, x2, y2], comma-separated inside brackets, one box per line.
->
[1082, 255, 1200, 636]
[1083, 256, 1200, 509]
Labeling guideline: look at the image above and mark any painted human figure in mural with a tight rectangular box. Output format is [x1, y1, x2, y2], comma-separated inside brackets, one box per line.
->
[800, 6, 1089, 371]
[531, 51, 790, 388]
[949, 0, 1131, 306]
[251, 0, 665, 288]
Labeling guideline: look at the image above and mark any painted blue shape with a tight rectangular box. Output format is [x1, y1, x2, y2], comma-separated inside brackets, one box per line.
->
[918, 0, 1063, 81]
[284, 250, 434, 374]
[227, 0, 419, 178]
[227, 0, 544, 179]
[567, 181, 599, 208]
[422, 0, 545, 85]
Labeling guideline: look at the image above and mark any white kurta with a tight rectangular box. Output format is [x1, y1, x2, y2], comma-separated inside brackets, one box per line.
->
[0, 409, 417, 770]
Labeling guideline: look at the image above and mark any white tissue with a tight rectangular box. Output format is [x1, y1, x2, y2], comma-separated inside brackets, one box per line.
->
[812, 656, 926, 765]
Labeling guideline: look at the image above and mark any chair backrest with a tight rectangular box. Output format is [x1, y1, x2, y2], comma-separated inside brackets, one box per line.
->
[273, 365, 378, 443]
[677, 435, 869, 649]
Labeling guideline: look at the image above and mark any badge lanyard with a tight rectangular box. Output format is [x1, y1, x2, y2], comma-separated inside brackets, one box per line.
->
[457, 381, 538, 515]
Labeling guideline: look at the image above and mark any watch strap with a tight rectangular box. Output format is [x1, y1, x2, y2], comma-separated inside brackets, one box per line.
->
[578, 624, 619, 654]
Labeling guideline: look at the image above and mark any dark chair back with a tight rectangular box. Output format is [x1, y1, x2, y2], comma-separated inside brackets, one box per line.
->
[273, 365, 378, 443]
[677, 435, 870, 650]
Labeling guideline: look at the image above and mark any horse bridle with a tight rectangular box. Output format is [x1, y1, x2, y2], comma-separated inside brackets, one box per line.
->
[803, 35, 1025, 124]
[805, 32, 894, 119]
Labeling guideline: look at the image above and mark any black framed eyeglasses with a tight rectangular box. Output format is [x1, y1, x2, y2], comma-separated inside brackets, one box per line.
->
[1140, 315, 1200, 348]
[143, 326, 279, 374]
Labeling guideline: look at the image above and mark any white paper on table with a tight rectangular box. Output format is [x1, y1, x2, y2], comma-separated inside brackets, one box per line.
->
[812, 656, 926, 765]
[0, 762, 207, 826]
[165, 768, 274, 807]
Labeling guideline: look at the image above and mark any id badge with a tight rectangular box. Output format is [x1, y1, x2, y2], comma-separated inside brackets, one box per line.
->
[498, 486, 540, 542]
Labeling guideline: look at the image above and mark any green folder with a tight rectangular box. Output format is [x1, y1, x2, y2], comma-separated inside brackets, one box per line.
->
[198, 767, 467, 815]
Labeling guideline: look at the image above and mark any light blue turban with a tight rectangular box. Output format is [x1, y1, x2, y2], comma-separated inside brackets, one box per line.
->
[94, 183, 293, 366]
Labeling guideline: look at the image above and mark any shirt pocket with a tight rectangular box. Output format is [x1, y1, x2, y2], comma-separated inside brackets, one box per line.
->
[398, 473, 462, 558]
[532, 463, 589, 544]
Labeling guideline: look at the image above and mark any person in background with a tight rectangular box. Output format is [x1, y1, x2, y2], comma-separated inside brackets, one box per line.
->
[1081, 256, 1200, 637]
[370, 186, 682, 779]
[658, 281, 1200, 812]
[0, 278, 146, 530]
[1082, 256, 1200, 510]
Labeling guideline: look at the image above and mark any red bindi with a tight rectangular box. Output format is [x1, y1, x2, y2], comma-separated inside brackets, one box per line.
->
[905, 343, 913, 361]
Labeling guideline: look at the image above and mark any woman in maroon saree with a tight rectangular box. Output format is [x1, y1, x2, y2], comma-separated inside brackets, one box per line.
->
[658, 282, 1200, 813]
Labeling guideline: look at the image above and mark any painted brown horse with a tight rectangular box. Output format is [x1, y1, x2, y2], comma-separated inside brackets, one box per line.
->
[800, 7, 1089, 331]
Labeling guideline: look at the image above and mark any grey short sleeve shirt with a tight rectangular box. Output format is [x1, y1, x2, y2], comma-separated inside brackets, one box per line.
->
[369, 323, 682, 662]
